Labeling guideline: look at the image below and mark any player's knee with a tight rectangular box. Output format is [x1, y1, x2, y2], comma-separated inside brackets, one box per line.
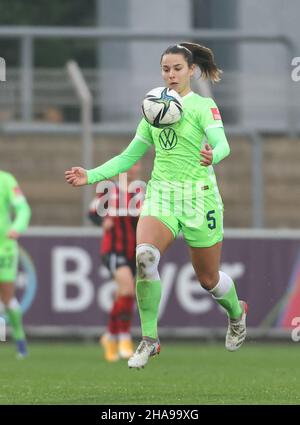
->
[198, 271, 219, 290]
[136, 244, 160, 280]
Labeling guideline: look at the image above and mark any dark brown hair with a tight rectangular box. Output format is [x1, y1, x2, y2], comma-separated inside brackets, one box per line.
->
[161, 42, 222, 82]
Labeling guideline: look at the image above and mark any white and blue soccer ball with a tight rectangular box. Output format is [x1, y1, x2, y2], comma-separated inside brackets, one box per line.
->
[142, 87, 183, 128]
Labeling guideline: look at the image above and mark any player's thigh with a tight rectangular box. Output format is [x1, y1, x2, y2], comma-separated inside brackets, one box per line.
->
[114, 265, 135, 296]
[0, 282, 16, 304]
[189, 242, 222, 289]
[136, 216, 175, 255]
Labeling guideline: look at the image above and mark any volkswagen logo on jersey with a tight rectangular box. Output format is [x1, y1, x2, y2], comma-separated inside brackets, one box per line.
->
[159, 128, 178, 150]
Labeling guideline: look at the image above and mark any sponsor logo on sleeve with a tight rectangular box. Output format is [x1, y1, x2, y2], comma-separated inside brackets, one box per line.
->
[13, 186, 24, 197]
[211, 108, 221, 120]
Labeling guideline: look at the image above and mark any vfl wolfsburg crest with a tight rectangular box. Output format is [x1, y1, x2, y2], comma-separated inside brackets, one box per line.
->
[159, 128, 178, 150]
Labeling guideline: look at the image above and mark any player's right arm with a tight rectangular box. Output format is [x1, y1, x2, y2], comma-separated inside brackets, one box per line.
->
[65, 119, 153, 187]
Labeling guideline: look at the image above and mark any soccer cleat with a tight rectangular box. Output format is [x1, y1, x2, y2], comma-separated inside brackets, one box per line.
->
[128, 339, 160, 369]
[16, 339, 28, 359]
[100, 334, 119, 362]
[225, 300, 248, 352]
[118, 338, 134, 359]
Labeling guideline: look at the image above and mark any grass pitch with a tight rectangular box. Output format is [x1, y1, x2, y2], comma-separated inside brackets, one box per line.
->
[0, 341, 299, 405]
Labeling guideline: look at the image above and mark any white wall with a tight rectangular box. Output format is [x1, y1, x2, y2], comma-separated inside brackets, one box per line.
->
[239, 0, 300, 132]
[98, 0, 191, 123]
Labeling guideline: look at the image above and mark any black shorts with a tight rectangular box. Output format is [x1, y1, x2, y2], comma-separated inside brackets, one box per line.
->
[101, 253, 136, 277]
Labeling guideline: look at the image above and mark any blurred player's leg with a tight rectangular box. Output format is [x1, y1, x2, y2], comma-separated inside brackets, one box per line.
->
[0, 244, 27, 358]
[100, 264, 136, 362]
[0, 283, 27, 358]
[117, 295, 135, 359]
[7, 299, 27, 357]
[100, 298, 120, 362]
[114, 266, 135, 359]
[100, 333, 119, 362]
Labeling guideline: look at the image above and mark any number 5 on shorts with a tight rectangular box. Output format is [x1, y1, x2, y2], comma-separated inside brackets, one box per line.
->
[207, 210, 216, 230]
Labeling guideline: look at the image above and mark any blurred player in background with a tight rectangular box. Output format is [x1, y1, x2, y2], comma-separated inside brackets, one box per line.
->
[0, 170, 31, 358]
[89, 163, 142, 362]
[65, 42, 247, 370]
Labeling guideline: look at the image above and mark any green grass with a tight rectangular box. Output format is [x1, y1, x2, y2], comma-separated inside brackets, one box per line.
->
[0, 341, 300, 405]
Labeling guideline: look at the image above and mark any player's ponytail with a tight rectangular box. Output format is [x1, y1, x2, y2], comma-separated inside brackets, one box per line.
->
[180, 42, 222, 82]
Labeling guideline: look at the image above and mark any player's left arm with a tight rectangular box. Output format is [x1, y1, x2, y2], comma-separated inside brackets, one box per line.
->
[199, 98, 230, 166]
[203, 127, 230, 165]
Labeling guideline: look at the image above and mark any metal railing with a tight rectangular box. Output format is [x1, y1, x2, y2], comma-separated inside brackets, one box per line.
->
[0, 69, 293, 126]
[0, 26, 297, 134]
[66, 61, 93, 225]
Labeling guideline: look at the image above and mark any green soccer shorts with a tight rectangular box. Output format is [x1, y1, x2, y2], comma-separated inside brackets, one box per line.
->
[141, 186, 224, 248]
[0, 239, 18, 283]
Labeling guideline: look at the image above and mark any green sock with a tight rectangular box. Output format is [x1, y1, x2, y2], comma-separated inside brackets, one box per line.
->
[213, 284, 242, 320]
[6, 307, 25, 341]
[136, 279, 161, 339]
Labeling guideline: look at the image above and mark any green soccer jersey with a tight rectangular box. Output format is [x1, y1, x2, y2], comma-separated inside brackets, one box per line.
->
[0, 171, 31, 242]
[135, 92, 224, 184]
[87, 92, 229, 188]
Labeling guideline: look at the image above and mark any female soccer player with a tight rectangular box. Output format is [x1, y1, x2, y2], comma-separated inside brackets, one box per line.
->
[89, 163, 141, 362]
[0, 170, 31, 358]
[65, 42, 248, 369]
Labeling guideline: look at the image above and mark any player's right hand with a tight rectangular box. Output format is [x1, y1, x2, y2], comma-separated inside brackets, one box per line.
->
[65, 167, 88, 186]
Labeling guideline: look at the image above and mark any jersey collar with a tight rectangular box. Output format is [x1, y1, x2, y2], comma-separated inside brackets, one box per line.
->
[181, 91, 194, 99]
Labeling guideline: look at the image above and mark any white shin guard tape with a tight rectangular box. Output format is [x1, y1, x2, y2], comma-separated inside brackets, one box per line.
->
[209, 271, 233, 298]
[136, 244, 161, 280]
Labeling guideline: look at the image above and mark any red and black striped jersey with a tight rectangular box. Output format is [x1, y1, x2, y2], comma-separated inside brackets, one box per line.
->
[89, 183, 142, 260]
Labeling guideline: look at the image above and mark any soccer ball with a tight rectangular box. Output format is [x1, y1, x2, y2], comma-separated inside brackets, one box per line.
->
[142, 87, 183, 128]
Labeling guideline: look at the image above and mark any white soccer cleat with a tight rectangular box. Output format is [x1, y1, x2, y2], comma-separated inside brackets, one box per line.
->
[225, 301, 248, 352]
[128, 339, 160, 369]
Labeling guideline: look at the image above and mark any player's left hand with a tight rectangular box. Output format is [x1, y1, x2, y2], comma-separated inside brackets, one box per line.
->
[7, 229, 20, 240]
[200, 143, 213, 166]
[102, 217, 115, 231]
